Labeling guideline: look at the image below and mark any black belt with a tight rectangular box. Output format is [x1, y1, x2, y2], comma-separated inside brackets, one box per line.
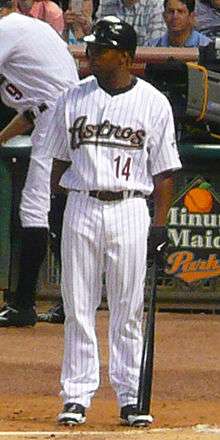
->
[74, 190, 145, 201]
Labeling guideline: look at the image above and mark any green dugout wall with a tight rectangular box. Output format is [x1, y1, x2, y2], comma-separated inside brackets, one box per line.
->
[0, 157, 12, 289]
[0, 136, 31, 293]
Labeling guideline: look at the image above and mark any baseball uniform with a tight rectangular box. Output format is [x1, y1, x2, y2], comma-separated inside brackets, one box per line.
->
[0, 12, 79, 228]
[44, 75, 182, 409]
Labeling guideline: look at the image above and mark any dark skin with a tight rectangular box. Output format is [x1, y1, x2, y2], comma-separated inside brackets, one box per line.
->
[86, 44, 134, 92]
[153, 171, 175, 226]
[86, 43, 175, 226]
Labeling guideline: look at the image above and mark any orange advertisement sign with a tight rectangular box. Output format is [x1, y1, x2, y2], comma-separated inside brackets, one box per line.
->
[164, 177, 220, 283]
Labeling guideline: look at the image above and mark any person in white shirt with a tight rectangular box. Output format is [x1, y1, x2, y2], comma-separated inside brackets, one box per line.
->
[0, 0, 79, 327]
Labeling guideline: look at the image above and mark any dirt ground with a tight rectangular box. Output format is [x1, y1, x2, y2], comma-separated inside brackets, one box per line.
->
[0, 307, 220, 440]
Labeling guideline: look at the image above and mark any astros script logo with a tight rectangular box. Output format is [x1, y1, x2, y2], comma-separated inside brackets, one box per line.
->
[69, 116, 146, 150]
[165, 178, 220, 283]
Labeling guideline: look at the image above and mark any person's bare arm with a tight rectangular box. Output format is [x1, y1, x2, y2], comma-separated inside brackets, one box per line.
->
[64, 0, 92, 39]
[152, 170, 175, 226]
[81, 0, 93, 32]
[51, 158, 71, 193]
[0, 113, 33, 145]
[147, 171, 176, 260]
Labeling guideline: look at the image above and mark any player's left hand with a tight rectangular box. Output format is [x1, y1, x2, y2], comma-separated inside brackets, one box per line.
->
[147, 226, 169, 267]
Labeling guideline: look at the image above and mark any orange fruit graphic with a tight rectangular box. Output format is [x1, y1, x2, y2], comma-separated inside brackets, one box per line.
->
[184, 184, 213, 213]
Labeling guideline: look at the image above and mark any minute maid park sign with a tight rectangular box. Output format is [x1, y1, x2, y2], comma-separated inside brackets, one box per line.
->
[165, 177, 220, 283]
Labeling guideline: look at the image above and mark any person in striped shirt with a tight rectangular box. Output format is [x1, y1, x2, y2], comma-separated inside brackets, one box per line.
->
[195, 0, 220, 40]
[95, 0, 167, 46]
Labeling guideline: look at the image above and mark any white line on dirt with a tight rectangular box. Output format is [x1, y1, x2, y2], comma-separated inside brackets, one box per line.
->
[194, 424, 220, 433]
[0, 432, 145, 437]
[0, 426, 219, 437]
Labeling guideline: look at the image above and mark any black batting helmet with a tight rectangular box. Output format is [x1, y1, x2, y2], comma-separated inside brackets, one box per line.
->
[84, 16, 137, 57]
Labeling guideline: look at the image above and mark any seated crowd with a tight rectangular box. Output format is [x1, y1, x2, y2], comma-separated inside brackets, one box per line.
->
[13, 0, 220, 47]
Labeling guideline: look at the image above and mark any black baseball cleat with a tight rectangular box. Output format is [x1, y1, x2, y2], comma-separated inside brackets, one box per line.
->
[120, 404, 153, 427]
[58, 403, 86, 426]
[37, 302, 65, 323]
[0, 304, 37, 327]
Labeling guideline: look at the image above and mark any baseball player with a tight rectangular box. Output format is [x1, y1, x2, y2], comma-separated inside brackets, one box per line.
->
[43, 16, 182, 426]
[0, 0, 79, 327]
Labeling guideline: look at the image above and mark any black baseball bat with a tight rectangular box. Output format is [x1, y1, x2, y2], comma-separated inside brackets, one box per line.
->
[137, 256, 158, 416]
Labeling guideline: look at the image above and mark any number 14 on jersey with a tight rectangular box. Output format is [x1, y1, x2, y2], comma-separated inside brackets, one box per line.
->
[114, 156, 132, 181]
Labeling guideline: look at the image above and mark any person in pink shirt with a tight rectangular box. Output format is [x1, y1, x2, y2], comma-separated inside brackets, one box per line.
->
[16, 0, 64, 34]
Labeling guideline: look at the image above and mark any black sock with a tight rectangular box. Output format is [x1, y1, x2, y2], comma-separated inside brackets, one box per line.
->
[14, 227, 48, 309]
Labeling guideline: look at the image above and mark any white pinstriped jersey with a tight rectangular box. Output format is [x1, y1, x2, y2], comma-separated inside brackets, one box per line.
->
[45, 76, 182, 194]
[0, 12, 79, 112]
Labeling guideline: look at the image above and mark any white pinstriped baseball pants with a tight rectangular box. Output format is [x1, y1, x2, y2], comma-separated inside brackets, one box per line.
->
[60, 191, 150, 408]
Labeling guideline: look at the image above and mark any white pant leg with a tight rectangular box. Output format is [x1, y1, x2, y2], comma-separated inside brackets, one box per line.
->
[60, 192, 105, 408]
[104, 197, 150, 408]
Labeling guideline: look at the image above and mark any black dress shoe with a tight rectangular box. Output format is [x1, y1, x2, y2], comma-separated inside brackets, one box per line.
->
[0, 304, 37, 327]
[37, 302, 65, 323]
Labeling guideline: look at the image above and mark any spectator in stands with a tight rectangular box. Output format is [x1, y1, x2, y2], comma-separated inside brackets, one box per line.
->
[145, 0, 211, 46]
[17, 0, 64, 33]
[63, 0, 92, 43]
[96, 0, 167, 46]
[195, 0, 220, 39]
